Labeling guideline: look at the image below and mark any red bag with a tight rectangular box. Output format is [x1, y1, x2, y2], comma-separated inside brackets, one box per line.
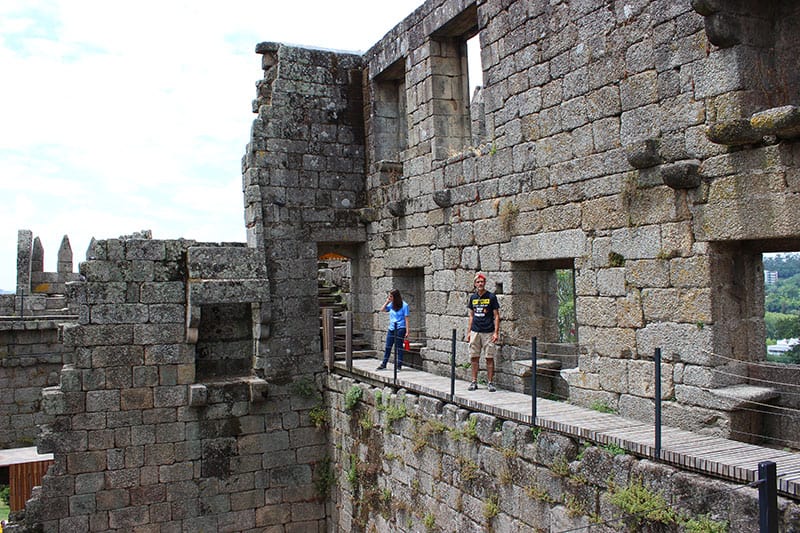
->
[403, 339, 410, 351]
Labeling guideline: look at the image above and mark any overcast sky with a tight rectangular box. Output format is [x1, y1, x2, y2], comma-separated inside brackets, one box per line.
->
[0, 0, 427, 290]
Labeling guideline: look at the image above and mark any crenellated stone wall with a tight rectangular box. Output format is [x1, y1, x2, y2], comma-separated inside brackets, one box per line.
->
[11, 236, 330, 532]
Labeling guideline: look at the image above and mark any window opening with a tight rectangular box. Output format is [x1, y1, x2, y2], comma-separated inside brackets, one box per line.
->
[373, 58, 407, 164]
[430, 3, 480, 158]
[510, 260, 578, 348]
[763, 251, 800, 363]
[195, 303, 253, 380]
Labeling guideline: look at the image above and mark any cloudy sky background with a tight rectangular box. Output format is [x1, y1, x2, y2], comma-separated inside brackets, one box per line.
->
[0, 0, 428, 290]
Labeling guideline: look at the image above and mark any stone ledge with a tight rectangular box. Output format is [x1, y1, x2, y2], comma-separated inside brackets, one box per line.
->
[512, 358, 562, 378]
[708, 384, 780, 410]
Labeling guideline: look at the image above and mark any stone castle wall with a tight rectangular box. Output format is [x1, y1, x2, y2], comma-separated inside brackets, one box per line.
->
[0, 320, 64, 449]
[353, 0, 800, 445]
[12, 236, 329, 532]
[325, 374, 800, 532]
[6, 0, 800, 531]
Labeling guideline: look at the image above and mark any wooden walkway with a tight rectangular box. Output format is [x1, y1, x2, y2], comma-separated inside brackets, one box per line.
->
[335, 359, 800, 500]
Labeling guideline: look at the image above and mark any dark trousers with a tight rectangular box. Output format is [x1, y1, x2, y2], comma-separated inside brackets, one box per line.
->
[381, 328, 406, 368]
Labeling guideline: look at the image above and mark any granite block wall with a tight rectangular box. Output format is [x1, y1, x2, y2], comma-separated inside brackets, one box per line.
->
[0, 320, 64, 449]
[355, 0, 800, 444]
[325, 373, 800, 532]
[10, 236, 329, 532]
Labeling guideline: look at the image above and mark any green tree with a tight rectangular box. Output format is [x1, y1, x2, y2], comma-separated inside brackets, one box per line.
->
[764, 273, 800, 314]
[765, 312, 800, 340]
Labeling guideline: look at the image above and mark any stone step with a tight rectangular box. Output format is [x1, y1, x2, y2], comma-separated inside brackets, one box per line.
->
[708, 385, 780, 411]
[511, 358, 563, 378]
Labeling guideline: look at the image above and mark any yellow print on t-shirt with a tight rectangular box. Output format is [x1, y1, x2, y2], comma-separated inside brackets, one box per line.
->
[471, 298, 492, 316]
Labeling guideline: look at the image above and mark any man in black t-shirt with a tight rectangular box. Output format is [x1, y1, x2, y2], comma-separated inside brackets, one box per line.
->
[466, 272, 500, 392]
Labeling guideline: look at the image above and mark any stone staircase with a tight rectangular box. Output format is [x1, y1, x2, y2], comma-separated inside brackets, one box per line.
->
[318, 277, 376, 359]
[317, 275, 425, 366]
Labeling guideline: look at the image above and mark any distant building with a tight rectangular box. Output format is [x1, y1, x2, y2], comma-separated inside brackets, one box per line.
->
[765, 270, 779, 284]
[767, 338, 800, 355]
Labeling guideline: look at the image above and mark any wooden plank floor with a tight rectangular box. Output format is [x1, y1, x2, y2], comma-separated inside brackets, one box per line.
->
[336, 359, 799, 499]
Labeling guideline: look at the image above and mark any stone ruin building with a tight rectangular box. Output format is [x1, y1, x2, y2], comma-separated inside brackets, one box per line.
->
[2, 0, 800, 531]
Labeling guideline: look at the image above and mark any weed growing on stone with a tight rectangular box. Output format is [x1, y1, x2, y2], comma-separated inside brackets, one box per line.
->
[500, 446, 518, 459]
[530, 426, 541, 441]
[412, 419, 448, 452]
[457, 456, 479, 482]
[314, 456, 335, 500]
[608, 478, 678, 529]
[564, 493, 587, 517]
[423, 512, 436, 531]
[551, 456, 571, 477]
[499, 201, 519, 232]
[600, 442, 626, 456]
[385, 403, 407, 424]
[483, 494, 500, 521]
[359, 413, 373, 430]
[451, 415, 478, 441]
[683, 514, 729, 533]
[309, 405, 329, 429]
[499, 467, 513, 486]
[590, 400, 617, 414]
[608, 251, 625, 267]
[526, 484, 554, 503]
[345, 385, 363, 411]
[347, 454, 359, 487]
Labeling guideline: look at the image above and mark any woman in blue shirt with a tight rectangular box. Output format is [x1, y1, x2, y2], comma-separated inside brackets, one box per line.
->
[377, 289, 409, 370]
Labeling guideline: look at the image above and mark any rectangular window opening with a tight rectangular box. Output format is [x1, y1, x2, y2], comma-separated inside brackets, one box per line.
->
[373, 59, 407, 164]
[195, 303, 254, 380]
[763, 251, 800, 364]
[430, 3, 482, 158]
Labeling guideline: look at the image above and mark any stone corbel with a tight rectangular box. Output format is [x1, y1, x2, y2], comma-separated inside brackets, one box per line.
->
[387, 200, 405, 217]
[247, 377, 269, 403]
[691, 0, 741, 48]
[706, 105, 800, 146]
[188, 384, 209, 407]
[433, 190, 452, 208]
[625, 138, 702, 190]
[661, 160, 702, 189]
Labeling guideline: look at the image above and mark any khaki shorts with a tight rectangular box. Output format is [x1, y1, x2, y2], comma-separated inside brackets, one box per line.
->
[468, 332, 497, 359]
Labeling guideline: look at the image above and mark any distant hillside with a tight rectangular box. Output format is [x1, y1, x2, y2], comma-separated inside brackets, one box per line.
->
[0, 289, 12, 295]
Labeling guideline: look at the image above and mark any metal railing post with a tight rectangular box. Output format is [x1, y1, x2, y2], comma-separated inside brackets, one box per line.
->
[450, 329, 456, 401]
[655, 347, 662, 459]
[759, 461, 778, 533]
[531, 337, 537, 425]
